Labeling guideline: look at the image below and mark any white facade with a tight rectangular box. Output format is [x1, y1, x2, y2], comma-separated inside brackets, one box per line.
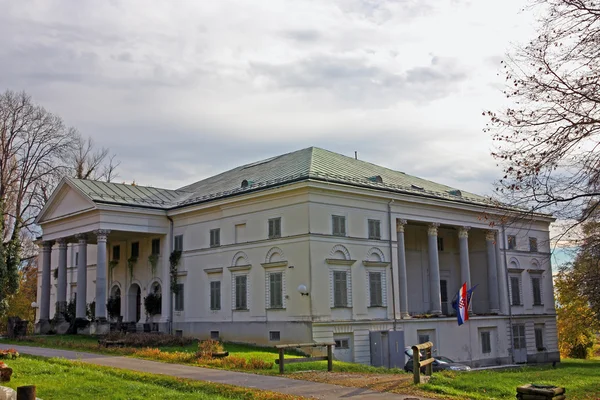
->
[35, 149, 559, 367]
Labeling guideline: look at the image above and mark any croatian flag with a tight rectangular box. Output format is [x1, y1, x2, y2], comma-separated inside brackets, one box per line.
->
[456, 282, 469, 326]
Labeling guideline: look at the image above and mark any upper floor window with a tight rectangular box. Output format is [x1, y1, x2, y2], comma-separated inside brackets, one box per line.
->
[112, 245, 120, 261]
[234, 275, 248, 310]
[333, 271, 348, 307]
[131, 242, 140, 259]
[437, 237, 444, 251]
[368, 272, 383, 307]
[151, 238, 161, 255]
[174, 284, 184, 311]
[210, 281, 221, 310]
[332, 215, 346, 237]
[529, 237, 538, 252]
[268, 218, 281, 239]
[368, 219, 381, 240]
[174, 235, 183, 252]
[510, 276, 522, 306]
[210, 229, 220, 248]
[532, 277, 543, 306]
[269, 272, 283, 308]
[507, 235, 516, 250]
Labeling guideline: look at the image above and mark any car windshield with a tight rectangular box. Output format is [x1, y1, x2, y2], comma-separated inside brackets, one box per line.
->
[436, 356, 455, 363]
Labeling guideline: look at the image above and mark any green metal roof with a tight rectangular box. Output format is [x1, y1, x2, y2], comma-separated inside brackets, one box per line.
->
[68, 147, 492, 209]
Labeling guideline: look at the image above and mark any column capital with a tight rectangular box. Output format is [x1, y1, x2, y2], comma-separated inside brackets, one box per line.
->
[75, 233, 87, 244]
[41, 241, 54, 251]
[94, 229, 111, 242]
[396, 219, 407, 233]
[458, 226, 470, 239]
[485, 230, 497, 242]
[427, 223, 440, 236]
[56, 238, 68, 249]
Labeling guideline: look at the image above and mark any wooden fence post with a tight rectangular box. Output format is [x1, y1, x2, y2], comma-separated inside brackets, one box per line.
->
[327, 344, 333, 372]
[425, 346, 432, 376]
[412, 345, 421, 384]
[17, 385, 36, 400]
[279, 348, 285, 374]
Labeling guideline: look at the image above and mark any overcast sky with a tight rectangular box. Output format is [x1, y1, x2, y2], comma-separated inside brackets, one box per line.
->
[0, 0, 538, 196]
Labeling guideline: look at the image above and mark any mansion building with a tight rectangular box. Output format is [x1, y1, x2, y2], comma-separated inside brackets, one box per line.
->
[35, 147, 559, 366]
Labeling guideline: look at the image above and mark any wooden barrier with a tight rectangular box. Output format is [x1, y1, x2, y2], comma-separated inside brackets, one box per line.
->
[412, 341, 434, 384]
[275, 342, 335, 374]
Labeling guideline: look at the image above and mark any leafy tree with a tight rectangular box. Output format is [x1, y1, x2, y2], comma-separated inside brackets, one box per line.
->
[0, 262, 37, 333]
[485, 0, 600, 229]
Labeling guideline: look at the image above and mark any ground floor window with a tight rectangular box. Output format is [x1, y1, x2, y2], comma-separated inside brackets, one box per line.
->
[234, 274, 248, 310]
[481, 331, 491, 354]
[174, 284, 184, 311]
[335, 339, 350, 349]
[535, 324, 545, 350]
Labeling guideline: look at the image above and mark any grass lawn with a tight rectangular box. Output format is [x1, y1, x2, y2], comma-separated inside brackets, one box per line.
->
[0, 355, 300, 400]
[0, 335, 403, 375]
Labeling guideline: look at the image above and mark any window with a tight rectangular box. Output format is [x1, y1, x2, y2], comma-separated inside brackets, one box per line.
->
[481, 331, 491, 354]
[532, 277, 542, 306]
[269, 272, 283, 308]
[131, 242, 140, 259]
[151, 238, 160, 255]
[369, 272, 383, 306]
[335, 339, 349, 349]
[75, 252, 79, 266]
[210, 281, 221, 310]
[535, 326, 545, 350]
[269, 331, 281, 341]
[507, 235, 517, 250]
[268, 218, 281, 239]
[510, 276, 521, 305]
[368, 219, 381, 240]
[112, 245, 121, 261]
[210, 331, 220, 340]
[437, 237, 444, 251]
[332, 215, 346, 236]
[333, 271, 348, 307]
[210, 229, 220, 247]
[174, 235, 183, 252]
[418, 334, 430, 344]
[529, 237, 538, 252]
[440, 279, 449, 315]
[175, 284, 184, 311]
[235, 275, 248, 310]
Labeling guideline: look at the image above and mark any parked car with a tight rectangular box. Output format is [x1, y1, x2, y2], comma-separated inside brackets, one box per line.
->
[404, 355, 471, 373]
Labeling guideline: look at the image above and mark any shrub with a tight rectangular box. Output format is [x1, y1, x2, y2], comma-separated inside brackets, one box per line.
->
[133, 348, 197, 364]
[143, 292, 161, 316]
[106, 296, 121, 320]
[104, 332, 195, 348]
[0, 349, 19, 359]
[200, 355, 273, 370]
[197, 339, 224, 358]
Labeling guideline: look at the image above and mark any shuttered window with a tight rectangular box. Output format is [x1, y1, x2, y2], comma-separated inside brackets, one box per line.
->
[268, 218, 281, 239]
[174, 284, 184, 311]
[235, 275, 247, 310]
[174, 235, 183, 252]
[532, 277, 542, 305]
[369, 272, 383, 306]
[368, 219, 381, 240]
[333, 271, 348, 307]
[210, 229, 220, 247]
[269, 273, 283, 308]
[510, 276, 521, 305]
[332, 215, 346, 236]
[210, 281, 221, 310]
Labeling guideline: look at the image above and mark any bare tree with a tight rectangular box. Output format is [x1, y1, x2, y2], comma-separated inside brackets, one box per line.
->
[485, 0, 600, 238]
[68, 134, 120, 181]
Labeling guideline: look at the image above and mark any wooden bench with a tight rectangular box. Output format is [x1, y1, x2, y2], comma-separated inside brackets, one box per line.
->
[274, 342, 335, 374]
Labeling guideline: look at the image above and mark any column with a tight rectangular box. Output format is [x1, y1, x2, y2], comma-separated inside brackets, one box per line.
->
[458, 227, 472, 312]
[160, 232, 172, 330]
[56, 239, 68, 321]
[95, 230, 110, 321]
[495, 238, 509, 315]
[396, 219, 410, 318]
[75, 234, 88, 320]
[39, 241, 53, 322]
[427, 223, 442, 315]
[486, 230, 500, 314]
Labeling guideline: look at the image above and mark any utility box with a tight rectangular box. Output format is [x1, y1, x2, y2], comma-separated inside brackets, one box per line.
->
[369, 330, 405, 368]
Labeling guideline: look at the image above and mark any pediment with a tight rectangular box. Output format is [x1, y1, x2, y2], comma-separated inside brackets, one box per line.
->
[36, 180, 95, 223]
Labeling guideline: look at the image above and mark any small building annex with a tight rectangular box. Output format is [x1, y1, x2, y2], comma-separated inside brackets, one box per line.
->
[34, 147, 559, 367]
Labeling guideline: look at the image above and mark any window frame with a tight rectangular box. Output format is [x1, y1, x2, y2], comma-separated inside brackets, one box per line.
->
[234, 274, 248, 310]
[174, 283, 184, 311]
[334, 339, 350, 349]
[269, 331, 281, 341]
[332, 215, 346, 237]
[333, 270, 348, 307]
[368, 272, 383, 307]
[151, 238, 161, 255]
[268, 272, 284, 309]
[481, 331, 492, 354]
[534, 325, 545, 350]
[210, 281, 221, 311]
[174, 235, 183, 252]
[532, 276, 543, 306]
[529, 237, 538, 252]
[367, 219, 381, 240]
[510, 275, 522, 306]
[507, 235, 517, 250]
[268, 218, 281, 239]
[210, 228, 220, 248]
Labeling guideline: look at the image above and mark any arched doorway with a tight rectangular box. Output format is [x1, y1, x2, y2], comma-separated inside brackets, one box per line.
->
[109, 285, 121, 320]
[128, 284, 142, 323]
